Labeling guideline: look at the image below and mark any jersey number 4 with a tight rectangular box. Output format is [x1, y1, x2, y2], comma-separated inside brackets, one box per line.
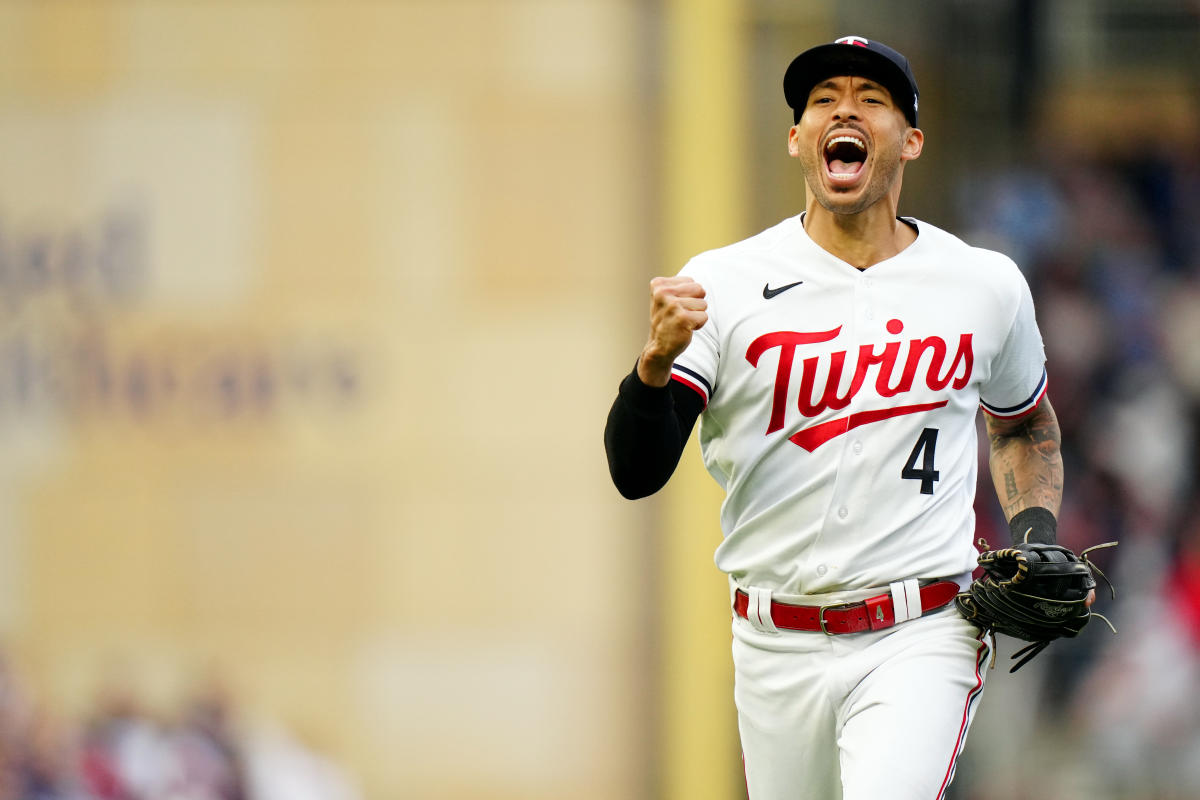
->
[902, 428, 940, 495]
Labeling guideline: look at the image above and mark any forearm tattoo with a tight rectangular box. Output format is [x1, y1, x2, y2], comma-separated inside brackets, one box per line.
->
[1003, 470, 1019, 501]
[987, 400, 1064, 520]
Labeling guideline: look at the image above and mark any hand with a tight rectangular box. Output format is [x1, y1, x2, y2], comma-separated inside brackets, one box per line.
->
[637, 276, 708, 387]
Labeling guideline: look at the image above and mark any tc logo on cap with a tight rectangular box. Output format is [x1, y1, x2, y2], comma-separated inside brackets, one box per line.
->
[834, 35, 869, 47]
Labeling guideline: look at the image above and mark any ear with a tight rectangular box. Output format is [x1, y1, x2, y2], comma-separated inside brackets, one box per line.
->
[901, 127, 924, 162]
[787, 124, 801, 157]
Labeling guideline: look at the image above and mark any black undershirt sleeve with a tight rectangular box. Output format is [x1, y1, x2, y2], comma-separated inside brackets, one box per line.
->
[604, 364, 705, 499]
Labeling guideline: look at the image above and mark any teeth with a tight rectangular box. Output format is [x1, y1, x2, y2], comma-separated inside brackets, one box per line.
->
[826, 135, 866, 152]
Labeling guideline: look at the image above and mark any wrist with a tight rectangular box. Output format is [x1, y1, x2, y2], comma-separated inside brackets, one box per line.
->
[1009, 506, 1057, 545]
[636, 349, 675, 387]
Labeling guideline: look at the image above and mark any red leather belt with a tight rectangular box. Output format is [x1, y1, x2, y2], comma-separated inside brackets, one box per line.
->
[733, 580, 960, 634]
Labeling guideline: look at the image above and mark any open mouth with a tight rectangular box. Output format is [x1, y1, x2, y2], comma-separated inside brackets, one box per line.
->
[824, 134, 868, 182]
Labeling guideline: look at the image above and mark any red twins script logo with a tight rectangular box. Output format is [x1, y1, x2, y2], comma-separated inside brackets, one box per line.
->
[746, 318, 973, 452]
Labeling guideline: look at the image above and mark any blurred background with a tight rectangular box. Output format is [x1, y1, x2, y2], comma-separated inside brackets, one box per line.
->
[0, 0, 1197, 798]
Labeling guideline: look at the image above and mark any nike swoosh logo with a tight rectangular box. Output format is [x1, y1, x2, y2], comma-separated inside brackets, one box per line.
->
[763, 281, 803, 299]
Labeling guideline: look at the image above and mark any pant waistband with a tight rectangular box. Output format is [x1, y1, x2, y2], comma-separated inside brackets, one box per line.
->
[733, 579, 961, 635]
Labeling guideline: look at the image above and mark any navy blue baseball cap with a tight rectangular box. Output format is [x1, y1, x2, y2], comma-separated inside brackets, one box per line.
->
[784, 36, 919, 127]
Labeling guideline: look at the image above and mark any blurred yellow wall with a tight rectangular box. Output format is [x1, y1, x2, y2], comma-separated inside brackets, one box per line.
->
[0, 2, 650, 798]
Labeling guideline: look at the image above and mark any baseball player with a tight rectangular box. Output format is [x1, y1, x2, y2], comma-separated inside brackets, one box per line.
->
[604, 37, 1070, 799]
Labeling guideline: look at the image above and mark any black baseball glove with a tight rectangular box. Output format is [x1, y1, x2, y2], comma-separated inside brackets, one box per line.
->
[955, 540, 1116, 672]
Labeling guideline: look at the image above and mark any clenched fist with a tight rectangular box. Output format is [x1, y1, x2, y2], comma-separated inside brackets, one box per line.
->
[638, 276, 708, 387]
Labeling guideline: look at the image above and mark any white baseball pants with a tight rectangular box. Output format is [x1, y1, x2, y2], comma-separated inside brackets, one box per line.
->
[732, 603, 991, 800]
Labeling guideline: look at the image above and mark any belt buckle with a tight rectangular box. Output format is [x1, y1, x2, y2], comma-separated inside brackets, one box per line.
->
[817, 601, 856, 635]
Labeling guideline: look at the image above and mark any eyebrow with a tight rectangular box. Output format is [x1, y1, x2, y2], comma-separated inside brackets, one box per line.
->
[812, 78, 888, 93]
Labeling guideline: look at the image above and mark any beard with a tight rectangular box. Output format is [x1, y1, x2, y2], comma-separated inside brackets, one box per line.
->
[799, 137, 906, 216]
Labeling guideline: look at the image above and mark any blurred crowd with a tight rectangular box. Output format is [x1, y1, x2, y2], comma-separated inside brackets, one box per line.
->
[0, 653, 358, 800]
[955, 125, 1200, 798]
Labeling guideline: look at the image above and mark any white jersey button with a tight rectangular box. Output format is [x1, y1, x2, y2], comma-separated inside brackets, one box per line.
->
[853, 440, 864, 455]
[816, 564, 828, 576]
[837, 506, 848, 519]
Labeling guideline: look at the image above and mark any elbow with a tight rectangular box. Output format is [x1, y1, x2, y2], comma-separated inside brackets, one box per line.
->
[606, 459, 665, 500]
[615, 482, 657, 501]
[608, 469, 661, 500]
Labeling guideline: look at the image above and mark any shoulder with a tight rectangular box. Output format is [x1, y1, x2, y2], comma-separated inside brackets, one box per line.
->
[908, 218, 1026, 285]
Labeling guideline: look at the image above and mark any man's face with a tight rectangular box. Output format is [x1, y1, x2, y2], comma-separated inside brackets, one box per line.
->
[788, 75, 923, 216]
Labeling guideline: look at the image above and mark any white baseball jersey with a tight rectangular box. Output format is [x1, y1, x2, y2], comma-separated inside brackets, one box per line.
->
[670, 213, 1047, 595]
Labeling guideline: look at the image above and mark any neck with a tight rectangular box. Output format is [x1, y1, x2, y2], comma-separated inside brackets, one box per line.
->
[802, 191, 916, 270]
